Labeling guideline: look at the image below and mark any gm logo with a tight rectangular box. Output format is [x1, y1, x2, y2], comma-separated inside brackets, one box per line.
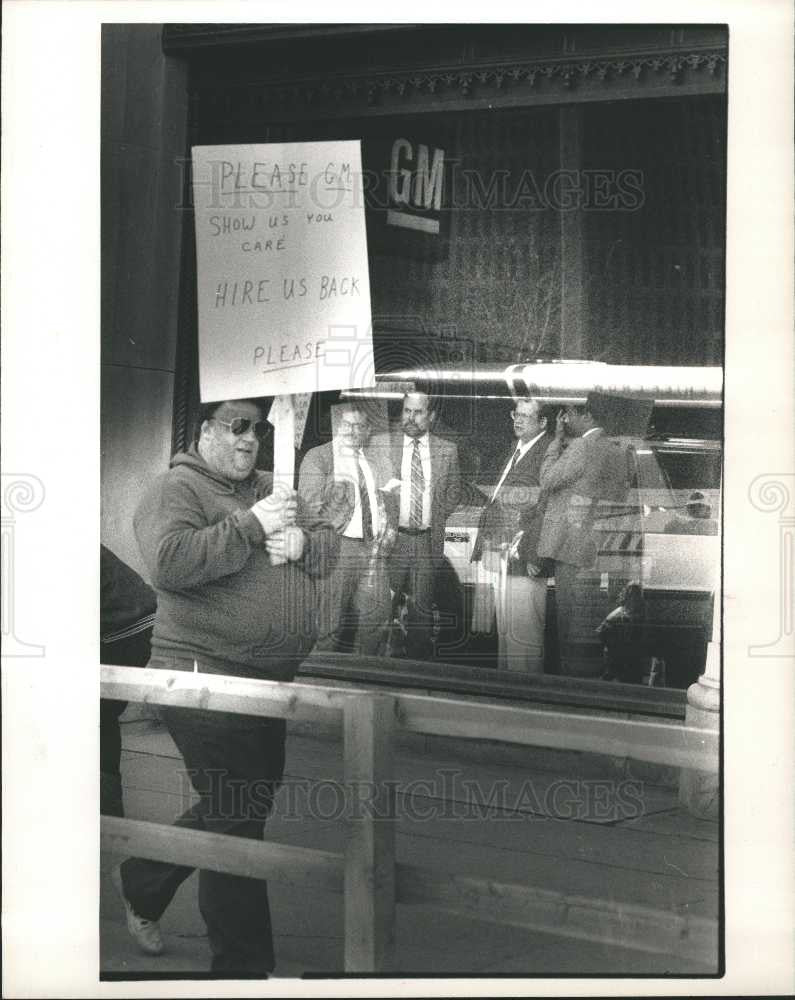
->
[387, 138, 445, 234]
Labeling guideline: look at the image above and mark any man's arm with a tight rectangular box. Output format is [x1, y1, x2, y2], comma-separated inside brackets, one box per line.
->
[294, 493, 345, 578]
[539, 436, 586, 493]
[440, 441, 463, 518]
[297, 447, 329, 520]
[134, 474, 264, 591]
[298, 446, 354, 534]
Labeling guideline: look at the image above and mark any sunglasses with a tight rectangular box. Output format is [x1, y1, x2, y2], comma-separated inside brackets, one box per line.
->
[212, 416, 270, 438]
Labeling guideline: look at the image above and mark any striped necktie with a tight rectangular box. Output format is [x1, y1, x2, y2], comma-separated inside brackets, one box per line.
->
[409, 439, 425, 529]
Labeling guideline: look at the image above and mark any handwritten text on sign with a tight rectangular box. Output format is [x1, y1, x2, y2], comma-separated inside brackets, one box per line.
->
[192, 142, 374, 402]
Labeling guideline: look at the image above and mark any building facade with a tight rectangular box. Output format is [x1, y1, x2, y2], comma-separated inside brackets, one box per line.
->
[102, 23, 726, 572]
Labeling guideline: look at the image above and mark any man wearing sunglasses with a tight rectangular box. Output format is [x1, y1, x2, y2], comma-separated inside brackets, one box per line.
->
[113, 397, 341, 976]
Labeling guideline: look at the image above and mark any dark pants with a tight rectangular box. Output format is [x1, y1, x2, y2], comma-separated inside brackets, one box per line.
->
[100, 628, 153, 816]
[554, 561, 604, 677]
[388, 529, 435, 660]
[119, 655, 286, 975]
[316, 536, 391, 655]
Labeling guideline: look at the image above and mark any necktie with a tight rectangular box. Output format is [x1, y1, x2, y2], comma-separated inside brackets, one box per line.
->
[357, 453, 373, 542]
[410, 439, 425, 529]
[492, 448, 522, 504]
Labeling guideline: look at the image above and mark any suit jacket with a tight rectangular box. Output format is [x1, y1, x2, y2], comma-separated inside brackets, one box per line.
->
[471, 433, 552, 574]
[537, 428, 629, 568]
[369, 431, 462, 559]
[297, 439, 397, 539]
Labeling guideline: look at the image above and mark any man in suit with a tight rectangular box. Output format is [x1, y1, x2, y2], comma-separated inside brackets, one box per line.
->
[298, 402, 396, 655]
[372, 392, 461, 661]
[470, 396, 552, 673]
[537, 394, 629, 676]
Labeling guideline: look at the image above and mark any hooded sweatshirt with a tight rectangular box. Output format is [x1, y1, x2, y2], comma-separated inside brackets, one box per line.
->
[134, 447, 335, 680]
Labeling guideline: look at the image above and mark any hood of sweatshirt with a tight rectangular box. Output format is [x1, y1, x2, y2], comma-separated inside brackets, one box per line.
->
[171, 446, 272, 497]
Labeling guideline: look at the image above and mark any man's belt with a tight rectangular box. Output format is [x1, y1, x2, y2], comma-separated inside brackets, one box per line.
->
[398, 526, 431, 536]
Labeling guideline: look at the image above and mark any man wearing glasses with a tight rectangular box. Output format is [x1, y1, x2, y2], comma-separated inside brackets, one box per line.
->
[470, 397, 553, 673]
[112, 397, 340, 976]
[298, 402, 397, 655]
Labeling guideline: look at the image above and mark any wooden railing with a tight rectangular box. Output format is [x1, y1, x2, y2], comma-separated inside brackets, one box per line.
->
[101, 664, 718, 972]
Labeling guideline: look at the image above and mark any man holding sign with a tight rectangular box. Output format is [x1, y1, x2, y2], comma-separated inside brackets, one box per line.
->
[113, 397, 343, 975]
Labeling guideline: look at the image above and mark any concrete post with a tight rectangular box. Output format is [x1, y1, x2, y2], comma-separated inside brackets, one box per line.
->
[679, 566, 721, 818]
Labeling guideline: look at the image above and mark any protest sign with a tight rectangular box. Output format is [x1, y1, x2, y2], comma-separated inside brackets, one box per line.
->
[192, 141, 375, 402]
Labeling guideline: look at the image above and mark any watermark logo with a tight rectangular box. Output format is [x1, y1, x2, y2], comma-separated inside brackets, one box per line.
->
[748, 474, 794, 658]
[1, 474, 46, 657]
[175, 768, 646, 825]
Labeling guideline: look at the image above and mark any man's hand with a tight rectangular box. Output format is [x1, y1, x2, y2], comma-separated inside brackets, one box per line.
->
[265, 525, 305, 562]
[554, 409, 567, 441]
[378, 524, 397, 555]
[250, 489, 298, 536]
[508, 530, 524, 561]
[320, 480, 354, 533]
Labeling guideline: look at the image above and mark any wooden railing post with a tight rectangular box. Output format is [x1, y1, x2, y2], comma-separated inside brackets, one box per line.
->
[343, 693, 396, 973]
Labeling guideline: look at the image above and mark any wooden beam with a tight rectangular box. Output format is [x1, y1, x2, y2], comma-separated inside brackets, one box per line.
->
[343, 694, 397, 973]
[101, 665, 718, 770]
[391, 692, 719, 772]
[101, 816, 343, 893]
[101, 818, 717, 964]
[100, 664, 347, 722]
[395, 863, 718, 964]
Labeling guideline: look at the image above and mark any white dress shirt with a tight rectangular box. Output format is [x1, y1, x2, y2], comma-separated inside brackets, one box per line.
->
[399, 433, 432, 528]
[333, 442, 380, 540]
[491, 430, 546, 501]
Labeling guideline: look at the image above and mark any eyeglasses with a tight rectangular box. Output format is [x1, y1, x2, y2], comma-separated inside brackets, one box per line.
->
[212, 416, 269, 438]
[511, 410, 538, 421]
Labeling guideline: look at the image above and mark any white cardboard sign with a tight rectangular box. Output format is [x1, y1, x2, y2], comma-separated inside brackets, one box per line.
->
[192, 141, 375, 402]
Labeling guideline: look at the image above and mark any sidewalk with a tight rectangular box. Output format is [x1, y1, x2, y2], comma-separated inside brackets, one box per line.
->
[101, 710, 719, 978]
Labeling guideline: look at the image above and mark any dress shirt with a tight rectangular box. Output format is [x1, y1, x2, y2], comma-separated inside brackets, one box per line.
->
[399, 433, 432, 528]
[333, 443, 380, 540]
[491, 430, 546, 501]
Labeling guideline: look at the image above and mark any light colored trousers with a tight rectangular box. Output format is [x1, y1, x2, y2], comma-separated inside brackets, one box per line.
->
[495, 572, 547, 673]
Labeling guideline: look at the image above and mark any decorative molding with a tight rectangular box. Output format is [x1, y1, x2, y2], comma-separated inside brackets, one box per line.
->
[199, 48, 727, 113]
[163, 23, 420, 51]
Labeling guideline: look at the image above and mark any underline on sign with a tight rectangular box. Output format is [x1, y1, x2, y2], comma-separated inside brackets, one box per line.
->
[324, 187, 353, 192]
[262, 359, 321, 374]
